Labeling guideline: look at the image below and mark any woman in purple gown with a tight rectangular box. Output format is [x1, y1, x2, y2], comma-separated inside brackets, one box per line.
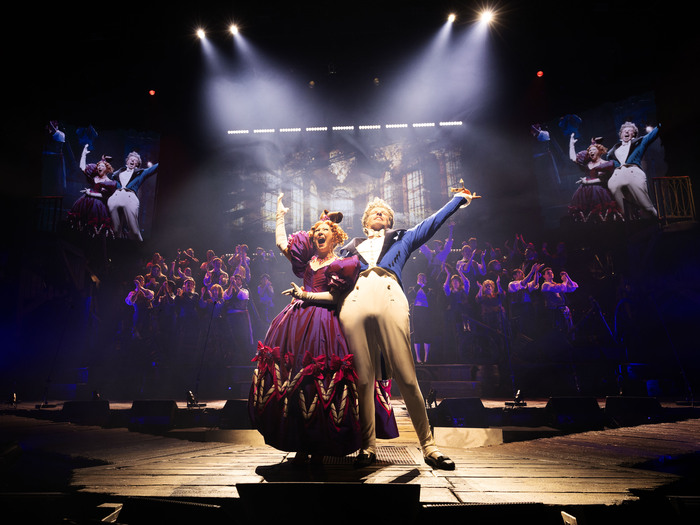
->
[249, 195, 398, 463]
[68, 146, 117, 237]
[567, 135, 623, 223]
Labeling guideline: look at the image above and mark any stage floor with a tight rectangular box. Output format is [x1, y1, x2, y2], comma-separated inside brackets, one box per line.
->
[2, 399, 699, 524]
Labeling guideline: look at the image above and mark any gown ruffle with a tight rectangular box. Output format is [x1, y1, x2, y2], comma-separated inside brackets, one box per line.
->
[67, 167, 117, 237]
[248, 230, 398, 456]
[568, 158, 623, 223]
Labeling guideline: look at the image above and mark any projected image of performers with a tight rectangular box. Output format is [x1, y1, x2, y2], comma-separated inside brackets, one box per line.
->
[41, 120, 160, 243]
[108, 151, 159, 241]
[529, 94, 665, 228]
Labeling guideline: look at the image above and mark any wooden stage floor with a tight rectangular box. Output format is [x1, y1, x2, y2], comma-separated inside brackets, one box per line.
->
[2, 398, 699, 524]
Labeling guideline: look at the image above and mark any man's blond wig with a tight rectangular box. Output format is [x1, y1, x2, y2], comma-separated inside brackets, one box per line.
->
[361, 197, 394, 230]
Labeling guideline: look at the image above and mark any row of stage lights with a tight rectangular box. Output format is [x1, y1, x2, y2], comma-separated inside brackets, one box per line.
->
[227, 121, 464, 135]
[197, 10, 495, 40]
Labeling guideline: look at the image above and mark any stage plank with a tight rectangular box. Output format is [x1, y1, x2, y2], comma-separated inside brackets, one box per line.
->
[2, 412, 699, 508]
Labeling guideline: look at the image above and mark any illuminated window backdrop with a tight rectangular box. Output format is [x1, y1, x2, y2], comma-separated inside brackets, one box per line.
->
[224, 128, 466, 238]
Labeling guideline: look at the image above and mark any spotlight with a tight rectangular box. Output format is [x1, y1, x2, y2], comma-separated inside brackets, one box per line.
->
[537, 70, 544, 78]
[447, 13, 456, 23]
[426, 388, 437, 408]
[561, 511, 579, 525]
[186, 390, 197, 407]
[229, 24, 239, 35]
[186, 390, 206, 408]
[196, 28, 206, 39]
[480, 10, 494, 24]
[506, 389, 527, 407]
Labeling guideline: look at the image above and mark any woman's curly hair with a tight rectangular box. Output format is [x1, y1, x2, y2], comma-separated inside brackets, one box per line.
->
[309, 209, 348, 247]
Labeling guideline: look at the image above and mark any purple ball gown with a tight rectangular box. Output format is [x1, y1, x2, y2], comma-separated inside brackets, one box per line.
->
[249, 230, 398, 456]
[67, 164, 117, 237]
[568, 157, 623, 223]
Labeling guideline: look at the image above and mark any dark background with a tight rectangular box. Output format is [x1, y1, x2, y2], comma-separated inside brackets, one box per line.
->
[2, 1, 699, 401]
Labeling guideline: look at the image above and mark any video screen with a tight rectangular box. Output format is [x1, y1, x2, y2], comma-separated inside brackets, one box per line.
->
[528, 92, 665, 229]
[40, 120, 160, 242]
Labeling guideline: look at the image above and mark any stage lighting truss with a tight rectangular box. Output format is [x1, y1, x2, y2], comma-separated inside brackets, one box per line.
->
[227, 121, 462, 135]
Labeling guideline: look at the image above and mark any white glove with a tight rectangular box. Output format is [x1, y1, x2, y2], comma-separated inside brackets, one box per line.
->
[275, 193, 289, 254]
[282, 282, 336, 304]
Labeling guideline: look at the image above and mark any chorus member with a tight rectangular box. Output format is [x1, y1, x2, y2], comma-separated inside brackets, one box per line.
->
[226, 245, 251, 284]
[256, 274, 275, 324]
[154, 279, 177, 355]
[443, 264, 472, 362]
[125, 275, 154, 340]
[224, 268, 254, 364]
[455, 243, 486, 280]
[173, 278, 201, 381]
[541, 267, 579, 333]
[418, 222, 454, 286]
[507, 264, 543, 339]
[144, 263, 166, 293]
[203, 257, 228, 290]
[406, 273, 436, 363]
[199, 250, 217, 275]
[146, 252, 169, 276]
[198, 283, 229, 376]
[475, 277, 508, 364]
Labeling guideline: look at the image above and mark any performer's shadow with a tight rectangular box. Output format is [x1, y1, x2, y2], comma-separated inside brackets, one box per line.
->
[254, 457, 403, 483]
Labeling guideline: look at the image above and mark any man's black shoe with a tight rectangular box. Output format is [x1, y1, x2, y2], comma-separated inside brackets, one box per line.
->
[353, 451, 377, 468]
[424, 454, 455, 470]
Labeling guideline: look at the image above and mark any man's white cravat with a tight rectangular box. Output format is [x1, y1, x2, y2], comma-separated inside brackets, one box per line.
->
[119, 168, 134, 188]
[615, 141, 631, 163]
[358, 229, 385, 267]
